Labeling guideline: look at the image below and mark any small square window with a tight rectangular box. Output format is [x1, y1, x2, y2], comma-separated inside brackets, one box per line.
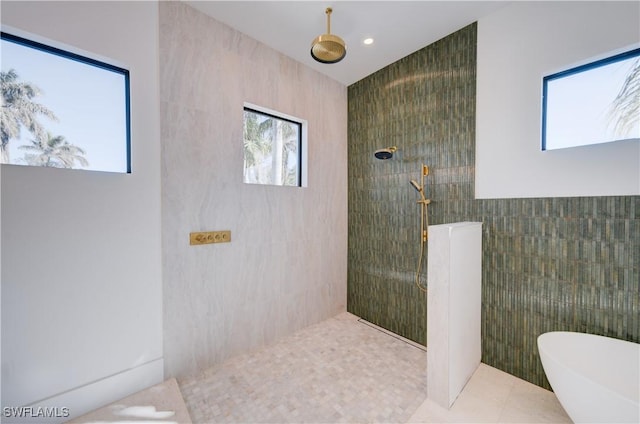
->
[243, 105, 303, 187]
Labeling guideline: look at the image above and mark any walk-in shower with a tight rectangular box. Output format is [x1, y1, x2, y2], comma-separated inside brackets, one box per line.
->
[411, 165, 430, 292]
[374, 148, 431, 293]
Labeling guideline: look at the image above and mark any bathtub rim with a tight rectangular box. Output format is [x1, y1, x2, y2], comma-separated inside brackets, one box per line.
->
[537, 331, 640, 423]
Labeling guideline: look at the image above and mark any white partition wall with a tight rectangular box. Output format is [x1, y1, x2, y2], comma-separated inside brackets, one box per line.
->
[427, 222, 482, 409]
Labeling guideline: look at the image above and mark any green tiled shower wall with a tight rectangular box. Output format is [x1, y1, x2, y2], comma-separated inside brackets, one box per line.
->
[346, 23, 640, 389]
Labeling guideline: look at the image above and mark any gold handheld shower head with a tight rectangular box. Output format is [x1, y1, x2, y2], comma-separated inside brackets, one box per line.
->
[410, 179, 428, 203]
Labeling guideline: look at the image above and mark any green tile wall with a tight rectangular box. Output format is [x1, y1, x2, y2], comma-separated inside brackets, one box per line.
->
[347, 23, 640, 389]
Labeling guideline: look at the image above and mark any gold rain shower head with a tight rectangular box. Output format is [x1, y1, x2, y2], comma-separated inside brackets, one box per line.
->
[310, 7, 346, 64]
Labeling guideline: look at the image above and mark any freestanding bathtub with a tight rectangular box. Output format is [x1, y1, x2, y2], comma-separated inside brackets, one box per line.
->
[538, 331, 640, 423]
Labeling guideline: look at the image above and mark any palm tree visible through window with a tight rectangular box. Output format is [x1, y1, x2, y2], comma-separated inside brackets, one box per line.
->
[243, 107, 301, 186]
[0, 69, 57, 164]
[608, 57, 640, 137]
[543, 48, 640, 150]
[1, 31, 129, 173]
[19, 132, 89, 168]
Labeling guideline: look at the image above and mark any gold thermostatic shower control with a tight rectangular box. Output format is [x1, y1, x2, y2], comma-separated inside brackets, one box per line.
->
[190, 231, 231, 245]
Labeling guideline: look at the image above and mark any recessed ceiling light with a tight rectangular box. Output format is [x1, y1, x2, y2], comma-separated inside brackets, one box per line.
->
[363, 38, 374, 45]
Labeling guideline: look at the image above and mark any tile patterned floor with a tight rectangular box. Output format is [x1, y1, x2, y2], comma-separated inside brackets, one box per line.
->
[179, 312, 571, 424]
[180, 313, 427, 423]
[408, 363, 571, 423]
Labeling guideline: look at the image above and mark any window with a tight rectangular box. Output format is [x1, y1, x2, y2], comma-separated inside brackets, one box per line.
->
[542, 47, 640, 151]
[243, 105, 304, 187]
[1, 31, 130, 173]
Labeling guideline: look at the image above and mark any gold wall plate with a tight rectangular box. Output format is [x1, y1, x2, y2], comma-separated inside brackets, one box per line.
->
[190, 231, 231, 245]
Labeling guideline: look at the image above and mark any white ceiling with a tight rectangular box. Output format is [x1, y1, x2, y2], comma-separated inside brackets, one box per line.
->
[185, 1, 511, 86]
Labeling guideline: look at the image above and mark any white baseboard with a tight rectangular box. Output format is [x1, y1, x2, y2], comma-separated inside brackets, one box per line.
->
[3, 358, 164, 424]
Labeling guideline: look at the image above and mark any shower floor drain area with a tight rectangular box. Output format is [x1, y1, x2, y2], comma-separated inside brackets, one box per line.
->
[357, 318, 427, 352]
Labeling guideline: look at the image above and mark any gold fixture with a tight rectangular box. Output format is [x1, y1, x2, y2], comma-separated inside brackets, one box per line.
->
[190, 231, 231, 245]
[374, 146, 397, 160]
[310, 7, 346, 64]
[412, 164, 430, 293]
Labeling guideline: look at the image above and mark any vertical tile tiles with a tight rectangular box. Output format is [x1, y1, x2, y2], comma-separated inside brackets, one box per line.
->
[348, 24, 477, 347]
[347, 22, 639, 389]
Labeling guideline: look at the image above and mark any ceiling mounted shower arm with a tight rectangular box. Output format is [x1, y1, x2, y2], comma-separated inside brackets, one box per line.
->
[310, 7, 346, 64]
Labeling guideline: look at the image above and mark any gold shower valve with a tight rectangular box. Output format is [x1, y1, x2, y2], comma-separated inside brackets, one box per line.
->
[422, 165, 429, 176]
[190, 231, 231, 245]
